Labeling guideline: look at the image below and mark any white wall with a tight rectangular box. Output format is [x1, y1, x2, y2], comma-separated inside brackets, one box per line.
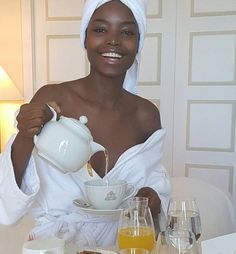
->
[0, 0, 24, 92]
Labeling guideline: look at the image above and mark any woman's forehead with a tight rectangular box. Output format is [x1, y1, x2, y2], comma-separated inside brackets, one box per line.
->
[90, 0, 137, 24]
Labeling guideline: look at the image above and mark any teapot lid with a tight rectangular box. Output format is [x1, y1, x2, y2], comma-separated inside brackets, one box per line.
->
[79, 115, 88, 125]
[66, 115, 92, 139]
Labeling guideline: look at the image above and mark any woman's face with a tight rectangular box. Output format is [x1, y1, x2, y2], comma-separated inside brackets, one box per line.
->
[85, 0, 139, 78]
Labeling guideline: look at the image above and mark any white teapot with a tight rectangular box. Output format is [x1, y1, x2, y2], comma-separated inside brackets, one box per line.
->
[34, 106, 105, 173]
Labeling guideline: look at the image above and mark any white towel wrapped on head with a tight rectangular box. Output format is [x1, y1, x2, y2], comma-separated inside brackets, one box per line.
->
[80, 0, 147, 94]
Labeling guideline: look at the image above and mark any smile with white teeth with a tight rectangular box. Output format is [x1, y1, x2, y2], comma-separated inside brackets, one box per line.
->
[101, 52, 122, 59]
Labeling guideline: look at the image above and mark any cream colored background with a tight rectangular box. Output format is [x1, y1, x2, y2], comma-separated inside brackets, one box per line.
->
[0, 0, 24, 155]
[0, 0, 23, 92]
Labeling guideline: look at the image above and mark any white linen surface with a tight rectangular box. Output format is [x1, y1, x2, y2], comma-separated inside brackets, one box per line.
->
[0, 128, 171, 247]
[201, 232, 236, 254]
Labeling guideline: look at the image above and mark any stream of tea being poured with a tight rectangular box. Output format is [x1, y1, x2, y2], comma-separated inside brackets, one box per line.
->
[87, 149, 109, 185]
[104, 149, 109, 176]
[104, 149, 109, 185]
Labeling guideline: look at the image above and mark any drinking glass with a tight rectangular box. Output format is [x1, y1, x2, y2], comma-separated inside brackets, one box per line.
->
[167, 197, 202, 241]
[117, 197, 156, 252]
[156, 229, 200, 254]
[119, 248, 150, 254]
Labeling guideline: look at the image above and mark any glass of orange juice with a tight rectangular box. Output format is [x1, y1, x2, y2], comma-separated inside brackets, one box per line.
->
[119, 248, 150, 254]
[117, 197, 156, 253]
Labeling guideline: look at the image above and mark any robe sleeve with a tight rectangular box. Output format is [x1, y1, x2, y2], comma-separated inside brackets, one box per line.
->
[0, 135, 40, 225]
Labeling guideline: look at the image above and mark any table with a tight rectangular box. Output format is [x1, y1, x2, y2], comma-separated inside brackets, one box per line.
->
[65, 243, 118, 254]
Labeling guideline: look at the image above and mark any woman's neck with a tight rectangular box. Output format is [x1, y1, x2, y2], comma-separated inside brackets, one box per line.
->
[84, 73, 126, 109]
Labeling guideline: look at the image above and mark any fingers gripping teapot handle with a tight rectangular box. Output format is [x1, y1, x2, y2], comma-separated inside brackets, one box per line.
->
[33, 104, 57, 145]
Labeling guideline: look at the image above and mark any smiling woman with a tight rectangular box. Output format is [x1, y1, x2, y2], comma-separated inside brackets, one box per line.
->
[0, 0, 171, 249]
[80, 0, 147, 94]
[85, 1, 139, 79]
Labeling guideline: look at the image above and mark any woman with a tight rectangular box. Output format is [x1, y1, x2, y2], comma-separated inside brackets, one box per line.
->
[0, 0, 171, 247]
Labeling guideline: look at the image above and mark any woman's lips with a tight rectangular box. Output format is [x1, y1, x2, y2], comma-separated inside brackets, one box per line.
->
[101, 52, 123, 59]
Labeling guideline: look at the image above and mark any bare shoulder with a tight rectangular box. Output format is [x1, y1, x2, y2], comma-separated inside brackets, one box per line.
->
[30, 84, 59, 103]
[30, 79, 83, 104]
[134, 95, 162, 136]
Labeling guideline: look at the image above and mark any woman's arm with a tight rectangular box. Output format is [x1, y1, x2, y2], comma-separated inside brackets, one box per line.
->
[11, 88, 61, 187]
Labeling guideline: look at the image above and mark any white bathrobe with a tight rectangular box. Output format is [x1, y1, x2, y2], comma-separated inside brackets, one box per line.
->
[0, 129, 171, 247]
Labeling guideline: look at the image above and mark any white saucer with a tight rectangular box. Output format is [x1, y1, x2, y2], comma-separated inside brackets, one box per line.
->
[73, 199, 123, 216]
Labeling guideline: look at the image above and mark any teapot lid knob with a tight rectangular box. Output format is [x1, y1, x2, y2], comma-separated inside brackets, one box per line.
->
[79, 115, 88, 125]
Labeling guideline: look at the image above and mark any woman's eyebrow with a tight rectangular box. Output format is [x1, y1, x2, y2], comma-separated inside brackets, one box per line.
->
[92, 19, 136, 26]
[121, 21, 137, 26]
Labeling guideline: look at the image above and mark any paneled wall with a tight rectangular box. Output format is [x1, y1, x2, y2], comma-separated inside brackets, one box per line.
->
[172, 0, 236, 203]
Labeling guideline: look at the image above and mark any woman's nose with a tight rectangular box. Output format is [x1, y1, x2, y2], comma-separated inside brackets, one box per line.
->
[107, 36, 120, 46]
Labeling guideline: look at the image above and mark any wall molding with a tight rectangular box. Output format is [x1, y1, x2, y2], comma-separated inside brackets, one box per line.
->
[185, 163, 234, 194]
[186, 100, 236, 152]
[190, 0, 236, 17]
[188, 31, 236, 86]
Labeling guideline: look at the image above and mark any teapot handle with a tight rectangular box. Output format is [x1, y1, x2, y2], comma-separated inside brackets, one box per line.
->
[46, 104, 57, 122]
[33, 104, 57, 145]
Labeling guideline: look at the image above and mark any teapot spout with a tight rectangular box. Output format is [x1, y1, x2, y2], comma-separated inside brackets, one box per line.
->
[91, 141, 106, 155]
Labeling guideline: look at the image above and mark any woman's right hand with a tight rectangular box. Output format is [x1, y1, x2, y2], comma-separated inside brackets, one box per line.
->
[16, 101, 61, 138]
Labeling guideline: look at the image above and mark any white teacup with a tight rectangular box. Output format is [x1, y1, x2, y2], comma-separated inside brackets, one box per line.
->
[84, 179, 136, 210]
[22, 237, 65, 254]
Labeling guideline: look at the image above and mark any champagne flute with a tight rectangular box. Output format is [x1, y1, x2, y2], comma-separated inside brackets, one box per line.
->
[156, 229, 200, 254]
[167, 197, 202, 241]
[117, 197, 156, 253]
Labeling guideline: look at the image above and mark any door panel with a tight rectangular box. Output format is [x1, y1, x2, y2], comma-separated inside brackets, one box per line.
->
[173, 0, 236, 204]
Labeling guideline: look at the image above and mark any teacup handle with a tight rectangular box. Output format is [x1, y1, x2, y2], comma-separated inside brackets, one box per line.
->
[122, 183, 136, 202]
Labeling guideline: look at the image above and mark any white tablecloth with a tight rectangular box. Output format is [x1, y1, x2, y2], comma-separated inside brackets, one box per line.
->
[64, 244, 117, 254]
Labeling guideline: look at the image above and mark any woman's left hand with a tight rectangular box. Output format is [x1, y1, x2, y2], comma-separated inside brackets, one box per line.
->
[136, 187, 161, 218]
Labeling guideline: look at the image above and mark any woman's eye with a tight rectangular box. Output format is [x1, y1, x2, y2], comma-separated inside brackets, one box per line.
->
[94, 27, 106, 33]
[121, 29, 135, 36]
